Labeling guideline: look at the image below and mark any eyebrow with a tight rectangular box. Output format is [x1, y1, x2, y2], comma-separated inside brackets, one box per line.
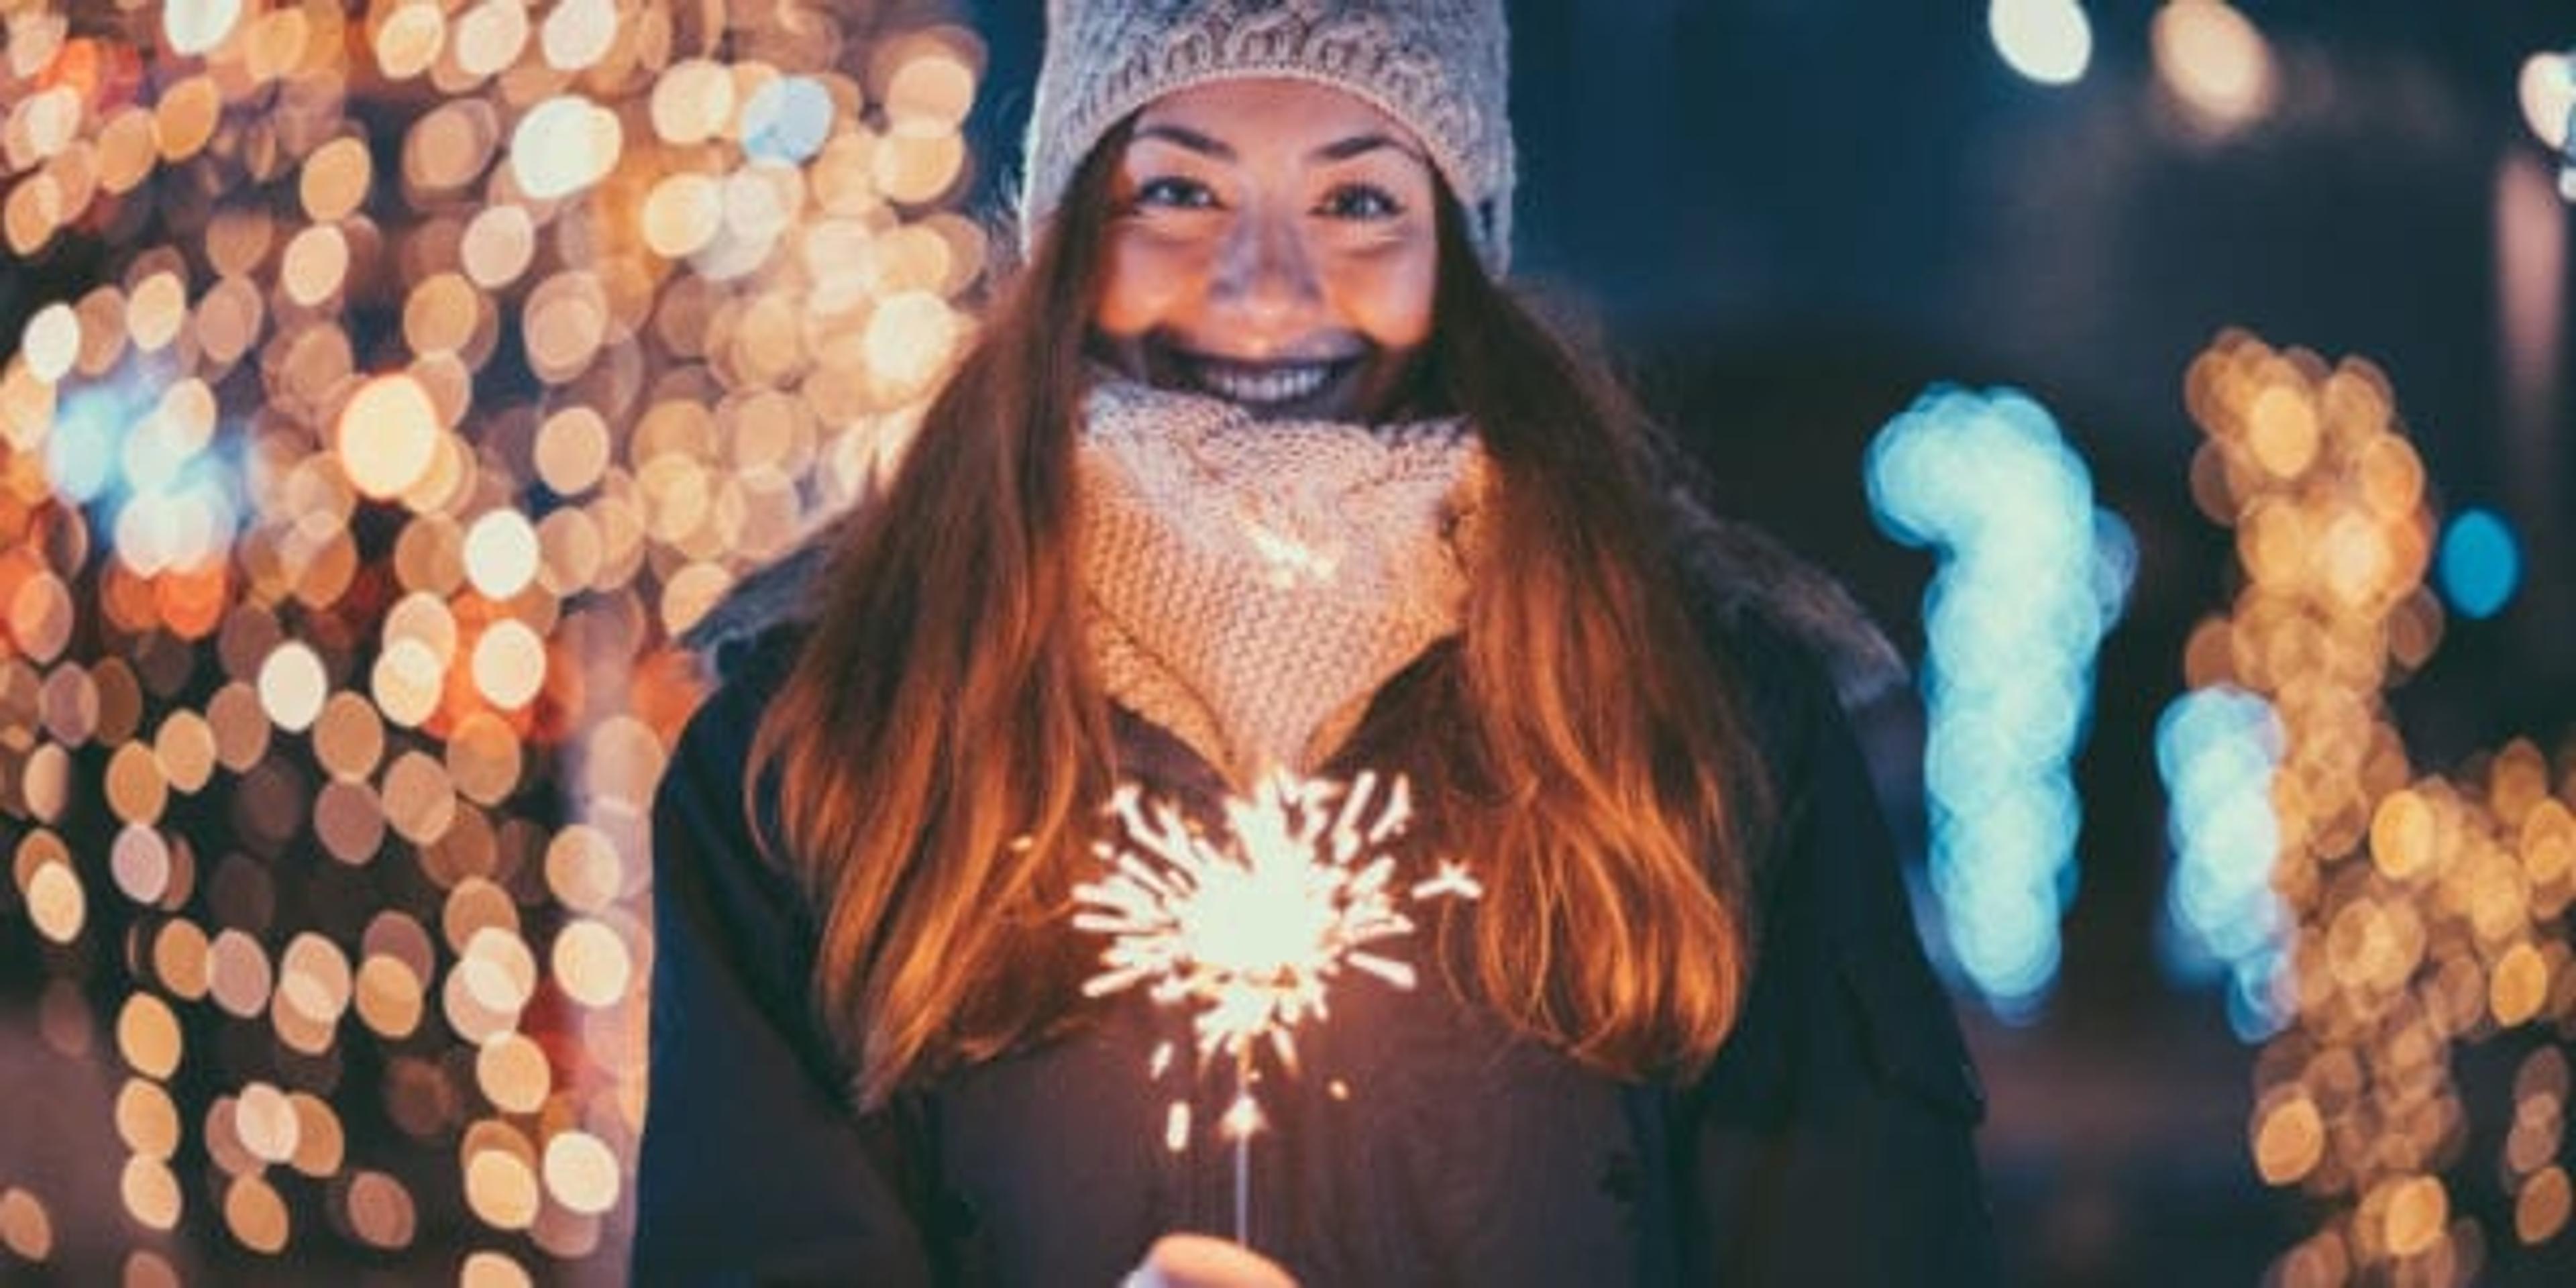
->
[1309, 132, 1424, 165]
[1130, 124, 1428, 167]
[1132, 123, 1236, 160]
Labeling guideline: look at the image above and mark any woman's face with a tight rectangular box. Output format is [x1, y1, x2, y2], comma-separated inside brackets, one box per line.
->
[1089, 78, 1442, 422]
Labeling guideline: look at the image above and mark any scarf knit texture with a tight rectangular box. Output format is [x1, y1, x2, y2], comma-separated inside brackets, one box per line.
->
[1075, 378, 1489, 786]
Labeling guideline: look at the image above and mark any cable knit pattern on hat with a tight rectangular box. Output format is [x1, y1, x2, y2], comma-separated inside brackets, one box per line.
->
[1077, 378, 1488, 784]
[1022, 0, 1515, 274]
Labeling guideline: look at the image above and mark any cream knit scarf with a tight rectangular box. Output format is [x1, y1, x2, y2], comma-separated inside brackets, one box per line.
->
[1076, 378, 1489, 786]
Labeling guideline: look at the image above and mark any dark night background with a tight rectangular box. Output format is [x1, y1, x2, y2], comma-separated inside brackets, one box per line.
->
[953, 2, 2576, 1283]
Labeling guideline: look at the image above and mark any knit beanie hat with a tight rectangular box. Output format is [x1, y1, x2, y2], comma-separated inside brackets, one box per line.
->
[1018, 0, 1517, 276]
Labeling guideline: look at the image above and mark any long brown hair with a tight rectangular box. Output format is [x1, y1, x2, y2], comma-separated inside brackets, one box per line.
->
[747, 124, 1770, 1111]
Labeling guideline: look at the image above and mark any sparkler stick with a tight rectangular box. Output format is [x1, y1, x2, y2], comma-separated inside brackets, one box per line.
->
[1072, 769, 1483, 1248]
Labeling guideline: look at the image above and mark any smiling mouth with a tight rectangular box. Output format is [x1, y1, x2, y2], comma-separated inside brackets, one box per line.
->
[1165, 351, 1364, 411]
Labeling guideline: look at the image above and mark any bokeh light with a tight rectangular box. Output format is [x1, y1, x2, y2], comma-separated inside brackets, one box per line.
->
[1988, 0, 2093, 87]
[163, 1, 245, 58]
[741, 76, 835, 166]
[337, 374, 443, 501]
[0, 3, 986, 1277]
[508, 95, 623, 201]
[0, 1187, 54, 1263]
[1868, 385, 2131, 1019]
[2150, 0, 2275, 139]
[2435, 506, 2522, 621]
[2172, 331, 2576, 1281]
[2518, 48, 2576, 200]
[2155, 686, 2290, 1040]
[2518, 52, 2575, 153]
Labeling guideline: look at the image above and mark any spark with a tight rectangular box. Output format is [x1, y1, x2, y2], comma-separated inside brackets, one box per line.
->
[1411, 858, 1483, 902]
[1074, 770, 1468, 1070]
[1220, 1093, 1266, 1142]
[1074, 769, 1480, 1244]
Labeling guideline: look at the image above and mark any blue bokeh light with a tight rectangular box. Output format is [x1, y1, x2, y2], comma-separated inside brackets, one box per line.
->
[2436, 506, 2521, 620]
[39, 366, 243, 573]
[1866, 385, 2131, 1020]
[46, 381, 135, 504]
[741, 77, 835, 165]
[2153, 686, 2289, 1041]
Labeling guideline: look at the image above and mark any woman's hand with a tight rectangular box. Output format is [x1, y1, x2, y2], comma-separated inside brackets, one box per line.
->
[1120, 1234, 1300, 1288]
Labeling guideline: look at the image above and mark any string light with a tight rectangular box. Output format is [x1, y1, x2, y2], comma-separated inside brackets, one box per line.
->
[2174, 330, 2576, 1281]
[0, 3, 987, 1274]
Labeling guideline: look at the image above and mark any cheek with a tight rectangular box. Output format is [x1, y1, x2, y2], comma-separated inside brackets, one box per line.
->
[1093, 234, 1206, 337]
[1332, 244, 1438, 350]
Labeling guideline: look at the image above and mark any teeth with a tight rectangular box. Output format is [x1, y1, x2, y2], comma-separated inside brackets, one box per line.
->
[1191, 361, 1334, 405]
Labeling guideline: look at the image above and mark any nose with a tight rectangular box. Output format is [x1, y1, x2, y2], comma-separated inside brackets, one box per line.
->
[1206, 204, 1324, 358]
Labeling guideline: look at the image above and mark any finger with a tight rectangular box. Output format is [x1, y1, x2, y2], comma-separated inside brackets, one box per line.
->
[1144, 1234, 1299, 1288]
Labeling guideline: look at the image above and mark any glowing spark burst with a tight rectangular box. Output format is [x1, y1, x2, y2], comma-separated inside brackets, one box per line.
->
[1075, 769, 1478, 1240]
[1411, 858, 1484, 902]
[1220, 1092, 1267, 1152]
[1076, 770, 1448, 1068]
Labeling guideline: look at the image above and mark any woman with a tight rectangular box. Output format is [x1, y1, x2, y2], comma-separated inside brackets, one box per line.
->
[635, 1, 1997, 1284]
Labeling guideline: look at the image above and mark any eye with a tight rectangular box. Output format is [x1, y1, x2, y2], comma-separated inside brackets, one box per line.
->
[1133, 176, 1220, 210]
[1317, 184, 1403, 221]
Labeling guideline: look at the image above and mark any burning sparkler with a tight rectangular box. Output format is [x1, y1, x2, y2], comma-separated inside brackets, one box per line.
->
[1072, 769, 1483, 1246]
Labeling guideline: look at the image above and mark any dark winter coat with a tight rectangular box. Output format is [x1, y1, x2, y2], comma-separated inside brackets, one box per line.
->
[631, 508, 2000, 1287]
